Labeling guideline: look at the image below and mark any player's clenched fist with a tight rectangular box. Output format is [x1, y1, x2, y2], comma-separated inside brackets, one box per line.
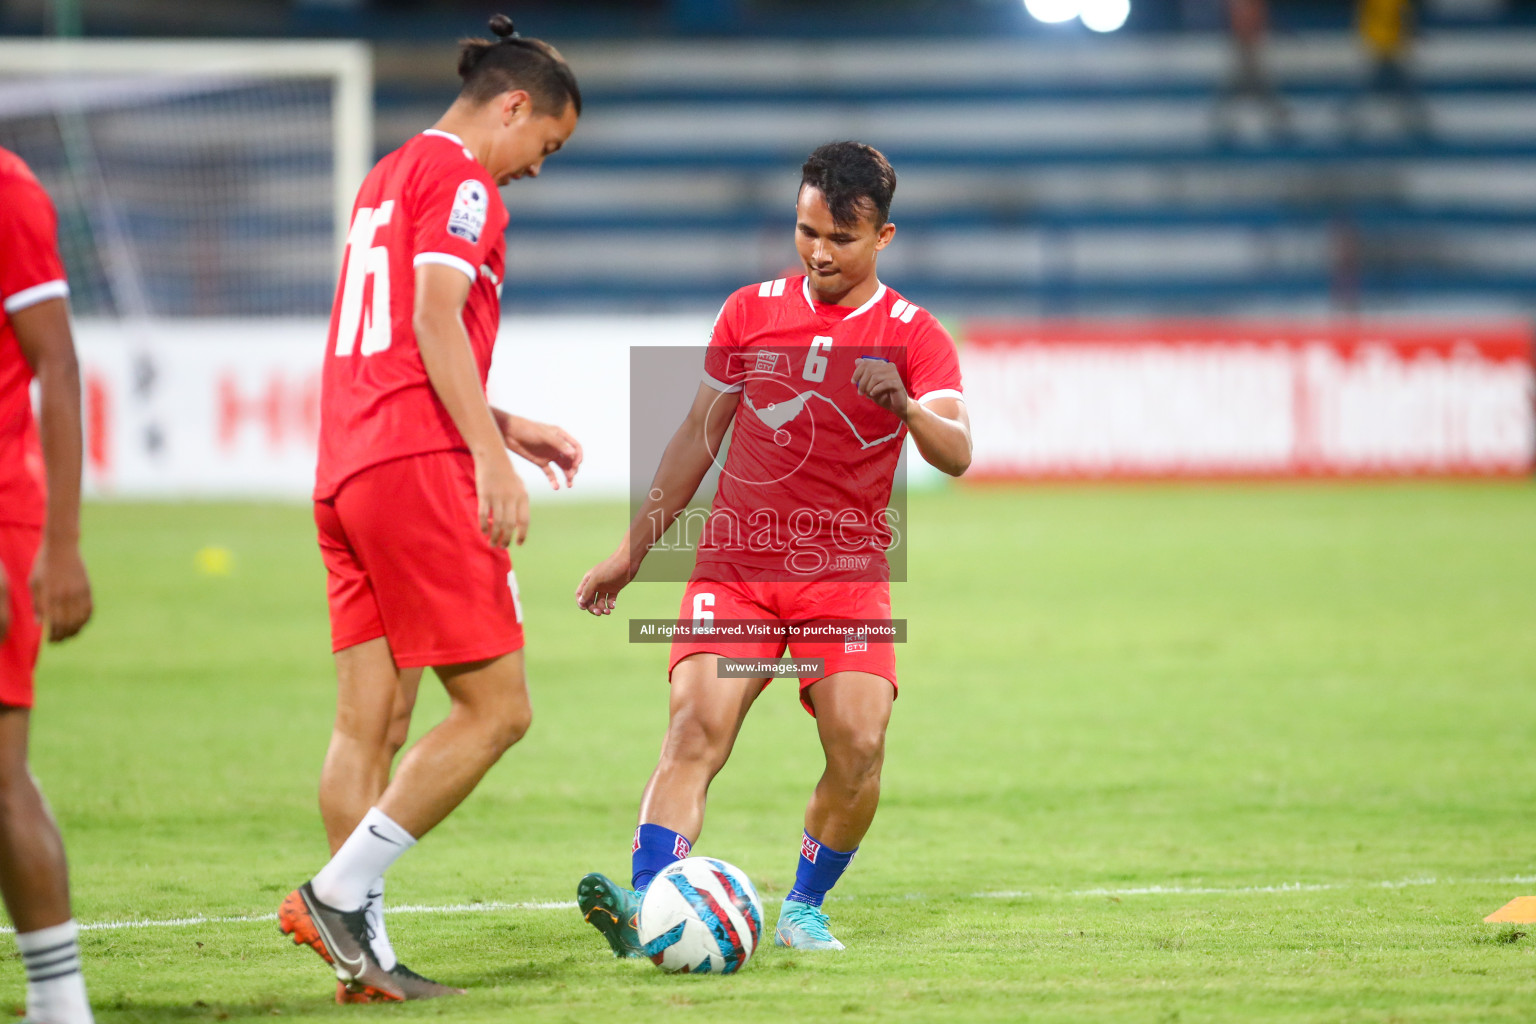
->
[852, 356, 909, 418]
[576, 550, 634, 616]
[475, 451, 529, 548]
[29, 539, 92, 642]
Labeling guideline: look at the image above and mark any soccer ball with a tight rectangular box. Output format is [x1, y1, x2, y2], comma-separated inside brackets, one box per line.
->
[638, 857, 764, 974]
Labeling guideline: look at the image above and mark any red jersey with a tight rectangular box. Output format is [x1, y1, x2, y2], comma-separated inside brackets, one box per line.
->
[0, 148, 69, 528]
[697, 275, 964, 581]
[315, 130, 509, 500]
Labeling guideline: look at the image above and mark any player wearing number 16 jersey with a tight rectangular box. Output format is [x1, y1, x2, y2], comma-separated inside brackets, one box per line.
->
[575, 142, 972, 955]
[278, 15, 583, 1003]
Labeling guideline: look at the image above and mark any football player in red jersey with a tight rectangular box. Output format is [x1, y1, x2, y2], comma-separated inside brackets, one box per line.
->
[278, 16, 583, 1002]
[0, 145, 96, 1024]
[575, 142, 972, 955]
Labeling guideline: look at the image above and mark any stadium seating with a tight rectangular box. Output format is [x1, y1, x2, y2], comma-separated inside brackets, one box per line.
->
[376, 32, 1536, 317]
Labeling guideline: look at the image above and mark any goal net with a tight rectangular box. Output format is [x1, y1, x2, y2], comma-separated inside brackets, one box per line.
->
[0, 39, 371, 318]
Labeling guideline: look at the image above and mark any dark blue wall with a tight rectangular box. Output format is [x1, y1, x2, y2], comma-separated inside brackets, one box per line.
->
[6, 0, 1536, 41]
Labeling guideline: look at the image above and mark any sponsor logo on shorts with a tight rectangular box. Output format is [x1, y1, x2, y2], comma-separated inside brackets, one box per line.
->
[845, 631, 868, 654]
[448, 179, 488, 242]
[801, 835, 820, 863]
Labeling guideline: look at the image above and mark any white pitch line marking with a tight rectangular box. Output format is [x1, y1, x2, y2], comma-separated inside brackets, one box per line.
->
[15, 876, 1536, 936]
[973, 875, 1536, 900]
[0, 900, 579, 936]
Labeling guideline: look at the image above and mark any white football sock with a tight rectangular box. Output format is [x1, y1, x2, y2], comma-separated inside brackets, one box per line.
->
[17, 919, 93, 1024]
[311, 807, 416, 912]
[364, 875, 398, 970]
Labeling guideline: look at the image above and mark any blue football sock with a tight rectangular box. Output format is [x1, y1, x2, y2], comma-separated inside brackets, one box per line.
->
[785, 831, 856, 908]
[631, 823, 691, 893]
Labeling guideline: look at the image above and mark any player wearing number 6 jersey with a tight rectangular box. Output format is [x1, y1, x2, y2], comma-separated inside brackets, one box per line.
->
[575, 142, 971, 955]
[278, 15, 582, 1003]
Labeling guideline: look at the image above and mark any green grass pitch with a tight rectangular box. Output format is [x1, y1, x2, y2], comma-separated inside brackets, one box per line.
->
[10, 483, 1536, 1022]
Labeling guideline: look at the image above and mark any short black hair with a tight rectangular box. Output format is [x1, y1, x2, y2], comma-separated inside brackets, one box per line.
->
[457, 14, 582, 117]
[799, 141, 897, 228]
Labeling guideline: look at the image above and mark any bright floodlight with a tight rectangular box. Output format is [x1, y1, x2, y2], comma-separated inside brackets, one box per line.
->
[1024, 0, 1082, 25]
[1080, 0, 1131, 32]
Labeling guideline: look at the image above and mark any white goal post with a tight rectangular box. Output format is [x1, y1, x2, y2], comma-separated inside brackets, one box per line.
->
[0, 38, 371, 318]
[0, 38, 371, 262]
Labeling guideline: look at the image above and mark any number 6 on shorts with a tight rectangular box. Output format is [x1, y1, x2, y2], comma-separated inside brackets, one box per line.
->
[692, 591, 715, 633]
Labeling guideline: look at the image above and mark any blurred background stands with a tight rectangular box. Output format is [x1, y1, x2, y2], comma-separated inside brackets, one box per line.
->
[0, 0, 1533, 321]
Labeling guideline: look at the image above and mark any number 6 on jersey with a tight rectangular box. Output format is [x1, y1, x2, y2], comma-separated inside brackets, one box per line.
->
[803, 335, 833, 382]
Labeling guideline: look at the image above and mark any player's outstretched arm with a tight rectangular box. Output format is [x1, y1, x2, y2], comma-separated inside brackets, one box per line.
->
[11, 295, 92, 641]
[851, 357, 972, 476]
[575, 381, 739, 615]
[414, 262, 529, 547]
[492, 408, 583, 490]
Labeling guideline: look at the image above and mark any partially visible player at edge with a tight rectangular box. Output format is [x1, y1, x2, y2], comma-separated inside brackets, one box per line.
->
[0, 146, 96, 1024]
[575, 142, 971, 953]
[277, 15, 582, 1003]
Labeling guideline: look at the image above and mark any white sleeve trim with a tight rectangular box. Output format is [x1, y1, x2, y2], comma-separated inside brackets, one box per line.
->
[3, 279, 69, 314]
[413, 252, 476, 283]
[702, 371, 743, 394]
[917, 388, 965, 405]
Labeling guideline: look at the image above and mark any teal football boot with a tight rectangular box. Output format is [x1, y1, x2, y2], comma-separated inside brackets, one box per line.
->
[773, 898, 846, 951]
[577, 873, 645, 958]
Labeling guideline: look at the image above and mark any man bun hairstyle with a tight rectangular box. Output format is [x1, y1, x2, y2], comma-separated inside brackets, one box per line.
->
[800, 141, 897, 228]
[457, 14, 582, 117]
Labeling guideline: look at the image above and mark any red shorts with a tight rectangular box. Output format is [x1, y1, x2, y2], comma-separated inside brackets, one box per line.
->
[315, 451, 524, 669]
[0, 524, 41, 708]
[668, 576, 897, 716]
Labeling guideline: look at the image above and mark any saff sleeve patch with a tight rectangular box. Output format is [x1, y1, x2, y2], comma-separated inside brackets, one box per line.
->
[447, 179, 488, 243]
